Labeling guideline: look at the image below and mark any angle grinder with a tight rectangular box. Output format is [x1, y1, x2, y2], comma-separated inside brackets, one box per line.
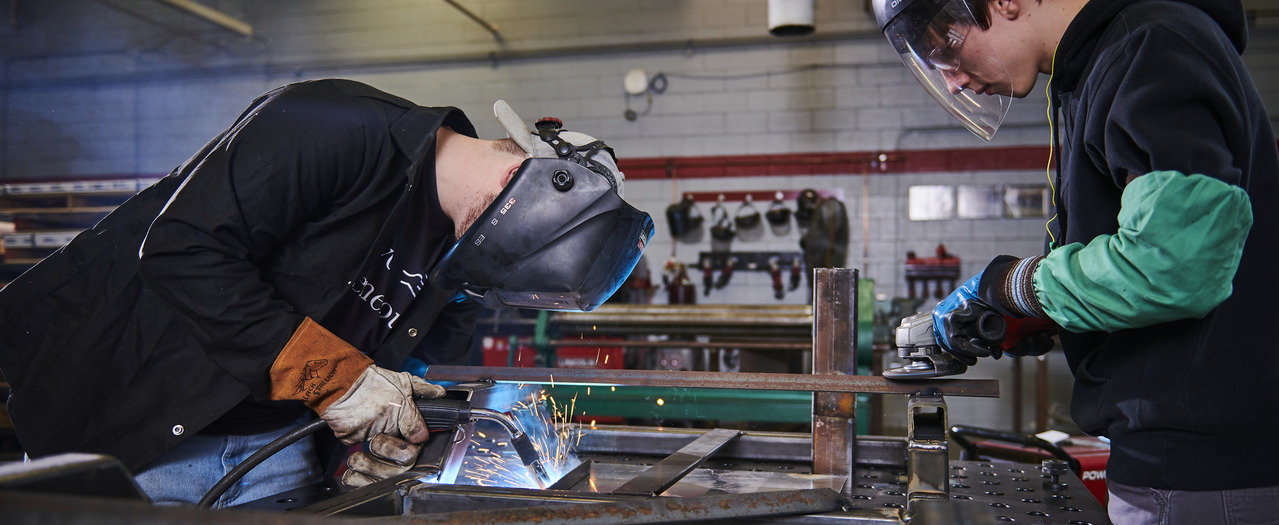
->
[884, 308, 1005, 380]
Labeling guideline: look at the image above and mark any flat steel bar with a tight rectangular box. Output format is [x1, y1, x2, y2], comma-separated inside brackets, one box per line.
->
[548, 339, 810, 351]
[573, 426, 908, 466]
[421, 366, 1000, 398]
[547, 460, 593, 491]
[612, 428, 743, 497]
[386, 488, 846, 525]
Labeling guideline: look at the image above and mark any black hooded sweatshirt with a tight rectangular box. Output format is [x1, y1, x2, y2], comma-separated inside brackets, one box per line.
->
[1049, 0, 1279, 490]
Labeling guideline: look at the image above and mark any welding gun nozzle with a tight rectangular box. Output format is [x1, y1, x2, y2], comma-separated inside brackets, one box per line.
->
[511, 433, 540, 466]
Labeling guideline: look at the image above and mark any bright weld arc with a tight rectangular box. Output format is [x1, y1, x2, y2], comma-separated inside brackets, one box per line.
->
[458, 387, 585, 489]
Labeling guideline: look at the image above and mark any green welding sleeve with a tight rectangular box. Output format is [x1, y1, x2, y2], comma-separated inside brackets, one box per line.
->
[1032, 170, 1253, 333]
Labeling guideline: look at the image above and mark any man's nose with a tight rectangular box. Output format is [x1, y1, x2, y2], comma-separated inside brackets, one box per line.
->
[942, 70, 967, 95]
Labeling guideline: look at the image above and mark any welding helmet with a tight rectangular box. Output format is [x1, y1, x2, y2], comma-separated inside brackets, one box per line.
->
[429, 101, 655, 312]
[709, 200, 735, 242]
[765, 192, 792, 236]
[794, 188, 820, 229]
[664, 194, 704, 243]
[734, 196, 764, 242]
[872, 0, 1012, 141]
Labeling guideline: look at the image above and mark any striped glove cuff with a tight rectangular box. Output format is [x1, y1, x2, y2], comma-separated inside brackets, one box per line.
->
[994, 255, 1047, 318]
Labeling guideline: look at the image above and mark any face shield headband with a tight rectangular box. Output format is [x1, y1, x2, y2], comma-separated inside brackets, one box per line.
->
[429, 128, 655, 312]
[881, 0, 1013, 140]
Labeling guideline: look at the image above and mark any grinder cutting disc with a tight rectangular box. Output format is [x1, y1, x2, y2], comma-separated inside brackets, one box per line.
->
[883, 360, 941, 379]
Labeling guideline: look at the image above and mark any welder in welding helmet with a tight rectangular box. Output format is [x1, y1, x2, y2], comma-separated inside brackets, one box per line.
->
[872, 0, 1014, 141]
[429, 101, 655, 312]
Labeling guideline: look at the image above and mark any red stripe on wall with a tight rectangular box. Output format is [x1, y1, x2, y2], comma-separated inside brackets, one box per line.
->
[618, 145, 1053, 180]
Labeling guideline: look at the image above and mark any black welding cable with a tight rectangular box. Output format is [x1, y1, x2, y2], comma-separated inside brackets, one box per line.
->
[195, 418, 329, 509]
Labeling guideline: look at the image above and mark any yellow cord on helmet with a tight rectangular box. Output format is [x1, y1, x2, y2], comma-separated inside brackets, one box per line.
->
[1044, 43, 1060, 248]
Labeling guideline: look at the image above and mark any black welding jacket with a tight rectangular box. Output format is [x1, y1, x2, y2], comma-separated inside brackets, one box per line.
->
[0, 79, 480, 471]
[1050, 0, 1279, 490]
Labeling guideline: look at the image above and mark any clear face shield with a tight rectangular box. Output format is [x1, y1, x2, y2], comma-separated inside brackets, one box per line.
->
[881, 0, 1013, 141]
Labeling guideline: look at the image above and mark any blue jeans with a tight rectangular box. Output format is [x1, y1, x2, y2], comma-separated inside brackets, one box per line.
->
[133, 417, 323, 508]
[1109, 480, 1279, 525]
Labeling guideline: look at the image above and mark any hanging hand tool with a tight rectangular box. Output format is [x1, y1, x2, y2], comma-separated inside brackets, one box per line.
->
[714, 257, 735, 289]
[702, 258, 715, 296]
[769, 257, 784, 300]
[788, 258, 802, 291]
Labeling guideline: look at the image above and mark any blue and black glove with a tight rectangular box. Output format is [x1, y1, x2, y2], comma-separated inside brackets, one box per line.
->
[931, 271, 1008, 366]
[934, 256, 1058, 365]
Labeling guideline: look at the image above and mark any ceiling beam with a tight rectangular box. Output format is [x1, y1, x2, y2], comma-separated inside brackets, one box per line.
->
[153, 0, 251, 37]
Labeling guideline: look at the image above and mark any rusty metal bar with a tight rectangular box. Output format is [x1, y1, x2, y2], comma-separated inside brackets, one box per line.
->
[388, 488, 847, 525]
[547, 339, 810, 351]
[612, 429, 743, 497]
[420, 366, 1000, 398]
[811, 268, 858, 495]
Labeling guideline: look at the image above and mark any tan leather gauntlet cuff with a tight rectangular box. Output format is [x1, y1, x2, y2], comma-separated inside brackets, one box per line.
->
[268, 317, 374, 413]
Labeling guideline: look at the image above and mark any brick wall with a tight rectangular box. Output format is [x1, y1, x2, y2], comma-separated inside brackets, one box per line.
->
[5, 0, 1279, 433]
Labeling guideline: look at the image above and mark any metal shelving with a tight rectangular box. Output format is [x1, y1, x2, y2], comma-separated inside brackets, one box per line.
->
[0, 181, 151, 284]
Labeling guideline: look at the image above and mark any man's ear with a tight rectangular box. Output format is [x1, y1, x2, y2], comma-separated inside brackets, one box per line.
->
[994, 0, 1021, 20]
[501, 162, 521, 188]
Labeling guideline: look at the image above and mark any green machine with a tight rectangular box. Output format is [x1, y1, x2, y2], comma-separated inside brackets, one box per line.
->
[541, 279, 878, 433]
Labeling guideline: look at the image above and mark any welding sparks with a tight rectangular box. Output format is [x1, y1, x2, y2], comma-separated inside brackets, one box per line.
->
[657, 398, 665, 406]
[458, 388, 585, 489]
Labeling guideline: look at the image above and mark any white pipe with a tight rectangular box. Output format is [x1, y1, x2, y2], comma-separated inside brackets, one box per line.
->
[768, 0, 814, 37]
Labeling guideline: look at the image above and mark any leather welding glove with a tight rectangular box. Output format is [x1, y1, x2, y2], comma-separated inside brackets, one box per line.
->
[342, 433, 423, 487]
[321, 365, 446, 446]
[267, 317, 446, 475]
[268, 318, 446, 445]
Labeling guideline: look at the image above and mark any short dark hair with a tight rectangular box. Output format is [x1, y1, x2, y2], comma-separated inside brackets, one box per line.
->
[968, 0, 1044, 31]
[966, 0, 993, 30]
[492, 137, 527, 157]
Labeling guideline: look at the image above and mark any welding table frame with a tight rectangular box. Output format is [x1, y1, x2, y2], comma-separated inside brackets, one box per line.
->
[248, 269, 1088, 524]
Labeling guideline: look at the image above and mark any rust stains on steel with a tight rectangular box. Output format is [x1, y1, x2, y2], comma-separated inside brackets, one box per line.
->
[422, 366, 1000, 398]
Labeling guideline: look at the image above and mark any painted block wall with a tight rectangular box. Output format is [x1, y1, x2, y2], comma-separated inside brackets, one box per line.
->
[4, 0, 1279, 434]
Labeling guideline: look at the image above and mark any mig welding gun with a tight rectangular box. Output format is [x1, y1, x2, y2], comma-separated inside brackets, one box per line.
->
[196, 396, 549, 508]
